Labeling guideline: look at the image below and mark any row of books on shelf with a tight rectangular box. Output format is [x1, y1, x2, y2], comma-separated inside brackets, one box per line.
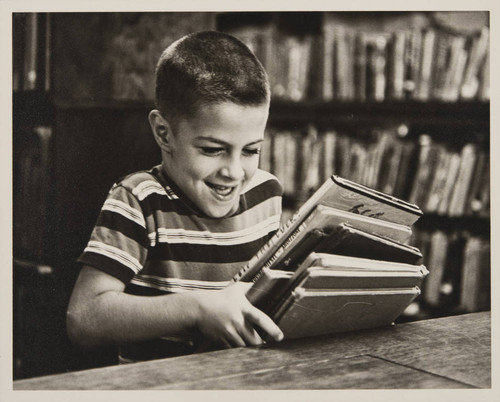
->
[259, 127, 490, 218]
[231, 23, 489, 103]
[13, 13, 51, 93]
[411, 228, 490, 315]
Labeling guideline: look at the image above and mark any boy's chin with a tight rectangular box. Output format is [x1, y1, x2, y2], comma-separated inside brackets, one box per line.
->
[203, 203, 238, 219]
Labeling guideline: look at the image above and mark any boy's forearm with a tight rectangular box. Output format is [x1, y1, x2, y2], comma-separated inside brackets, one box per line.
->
[67, 290, 201, 348]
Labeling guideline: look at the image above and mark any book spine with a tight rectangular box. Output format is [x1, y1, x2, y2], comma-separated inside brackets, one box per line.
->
[321, 25, 335, 101]
[441, 35, 466, 102]
[334, 26, 348, 100]
[232, 209, 316, 282]
[23, 13, 39, 91]
[415, 28, 436, 101]
[320, 131, 337, 184]
[477, 45, 489, 101]
[354, 31, 367, 102]
[422, 230, 449, 306]
[460, 27, 489, 100]
[448, 143, 478, 217]
[403, 28, 422, 99]
[388, 30, 406, 100]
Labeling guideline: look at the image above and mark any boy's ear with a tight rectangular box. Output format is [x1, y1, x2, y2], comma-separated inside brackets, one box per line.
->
[148, 110, 172, 153]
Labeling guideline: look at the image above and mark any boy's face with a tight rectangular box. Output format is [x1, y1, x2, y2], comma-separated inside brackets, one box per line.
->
[163, 101, 269, 218]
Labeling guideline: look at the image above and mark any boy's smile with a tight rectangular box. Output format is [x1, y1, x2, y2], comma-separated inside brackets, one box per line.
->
[160, 101, 269, 218]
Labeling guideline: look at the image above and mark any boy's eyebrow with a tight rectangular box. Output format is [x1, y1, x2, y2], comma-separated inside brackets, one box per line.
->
[195, 137, 264, 146]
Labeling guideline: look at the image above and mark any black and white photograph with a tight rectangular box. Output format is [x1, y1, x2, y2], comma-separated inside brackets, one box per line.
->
[2, 1, 498, 400]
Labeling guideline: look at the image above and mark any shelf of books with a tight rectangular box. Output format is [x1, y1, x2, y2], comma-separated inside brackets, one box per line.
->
[233, 11, 490, 322]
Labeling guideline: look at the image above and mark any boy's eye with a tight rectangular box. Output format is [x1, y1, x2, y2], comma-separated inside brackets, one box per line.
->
[200, 147, 225, 156]
[243, 148, 261, 156]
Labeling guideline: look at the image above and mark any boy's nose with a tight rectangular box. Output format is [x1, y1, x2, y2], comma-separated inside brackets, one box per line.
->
[220, 157, 245, 180]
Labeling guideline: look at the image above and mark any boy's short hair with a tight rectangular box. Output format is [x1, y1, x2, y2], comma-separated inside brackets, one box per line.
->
[154, 31, 270, 130]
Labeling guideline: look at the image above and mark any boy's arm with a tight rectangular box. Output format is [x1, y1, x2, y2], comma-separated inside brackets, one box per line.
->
[66, 265, 283, 349]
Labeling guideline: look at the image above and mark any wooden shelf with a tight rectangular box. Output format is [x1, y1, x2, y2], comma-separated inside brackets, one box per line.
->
[268, 100, 490, 133]
[15, 93, 489, 133]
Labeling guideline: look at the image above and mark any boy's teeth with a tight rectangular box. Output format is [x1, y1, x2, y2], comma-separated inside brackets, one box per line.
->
[208, 183, 233, 195]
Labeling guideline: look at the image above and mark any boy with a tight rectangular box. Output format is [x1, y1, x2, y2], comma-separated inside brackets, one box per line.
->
[66, 31, 284, 362]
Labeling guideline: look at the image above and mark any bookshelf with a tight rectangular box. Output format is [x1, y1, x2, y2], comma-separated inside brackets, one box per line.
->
[219, 11, 490, 322]
[13, 11, 489, 377]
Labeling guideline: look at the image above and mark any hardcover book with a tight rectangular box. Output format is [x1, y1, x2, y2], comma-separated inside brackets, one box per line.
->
[275, 287, 422, 339]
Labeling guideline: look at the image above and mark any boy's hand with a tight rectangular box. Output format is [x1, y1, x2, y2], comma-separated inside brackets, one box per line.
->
[194, 282, 284, 349]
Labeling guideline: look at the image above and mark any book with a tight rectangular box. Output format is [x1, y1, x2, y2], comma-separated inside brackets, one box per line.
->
[23, 13, 40, 91]
[320, 24, 335, 100]
[232, 175, 422, 283]
[248, 249, 427, 316]
[387, 30, 406, 100]
[365, 33, 388, 102]
[448, 143, 478, 216]
[274, 287, 421, 339]
[477, 45, 489, 101]
[415, 28, 436, 101]
[422, 231, 449, 306]
[354, 31, 367, 101]
[460, 236, 490, 312]
[460, 27, 489, 100]
[403, 28, 422, 99]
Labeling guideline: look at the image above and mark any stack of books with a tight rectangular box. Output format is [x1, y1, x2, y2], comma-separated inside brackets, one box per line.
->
[233, 175, 427, 340]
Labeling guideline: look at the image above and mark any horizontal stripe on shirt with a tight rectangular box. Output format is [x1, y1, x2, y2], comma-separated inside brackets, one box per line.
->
[78, 167, 283, 289]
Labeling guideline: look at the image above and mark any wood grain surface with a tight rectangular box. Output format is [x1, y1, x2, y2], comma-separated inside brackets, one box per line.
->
[13, 312, 490, 390]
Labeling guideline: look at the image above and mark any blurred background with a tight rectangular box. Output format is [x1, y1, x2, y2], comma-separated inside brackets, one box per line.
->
[12, 11, 490, 379]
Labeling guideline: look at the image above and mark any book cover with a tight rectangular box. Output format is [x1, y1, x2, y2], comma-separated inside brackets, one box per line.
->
[315, 223, 423, 265]
[297, 265, 428, 291]
[297, 252, 426, 276]
[275, 287, 421, 339]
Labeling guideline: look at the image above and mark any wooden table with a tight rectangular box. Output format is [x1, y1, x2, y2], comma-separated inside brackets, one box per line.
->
[13, 312, 491, 390]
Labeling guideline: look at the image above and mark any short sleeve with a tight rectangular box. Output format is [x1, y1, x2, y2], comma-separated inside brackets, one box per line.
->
[77, 184, 150, 284]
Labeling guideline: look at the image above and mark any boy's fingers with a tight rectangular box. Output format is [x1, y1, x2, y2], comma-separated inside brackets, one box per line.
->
[245, 306, 284, 342]
[226, 330, 247, 348]
[238, 320, 264, 346]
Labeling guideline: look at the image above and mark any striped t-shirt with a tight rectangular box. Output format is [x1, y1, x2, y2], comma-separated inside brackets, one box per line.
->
[78, 165, 283, 296]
